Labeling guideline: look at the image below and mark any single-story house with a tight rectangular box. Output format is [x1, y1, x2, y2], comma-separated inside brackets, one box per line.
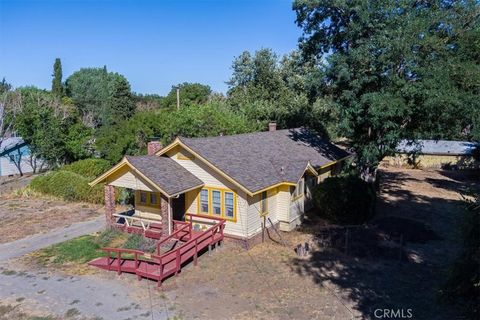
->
[90, 124, 351, 247]
[0, 137, 40, 177]
[383, 139, 479, 169]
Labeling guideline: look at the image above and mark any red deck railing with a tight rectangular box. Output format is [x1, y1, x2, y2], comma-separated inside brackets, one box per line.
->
[89, 214, 225, 286]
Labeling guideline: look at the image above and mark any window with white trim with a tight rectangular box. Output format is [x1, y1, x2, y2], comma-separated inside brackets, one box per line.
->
[224, 192, 234, 218]
[197, 187, 236, 221]
[212, 190, 221, 216]
[200, 189, 209, 213]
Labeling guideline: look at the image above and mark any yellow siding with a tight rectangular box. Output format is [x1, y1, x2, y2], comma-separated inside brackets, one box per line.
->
[246, 192, 276, 237]
[167, 148, 248, 238]
[383, 154, 479, 169]
[276, 185, 291, 223]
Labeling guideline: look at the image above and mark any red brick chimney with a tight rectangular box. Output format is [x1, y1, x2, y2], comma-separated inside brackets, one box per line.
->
[147, 140, 162, 155]
[268, 122, 277, 132]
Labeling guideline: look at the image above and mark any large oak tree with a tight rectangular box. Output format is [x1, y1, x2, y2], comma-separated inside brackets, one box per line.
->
[294, 0, 480, 175]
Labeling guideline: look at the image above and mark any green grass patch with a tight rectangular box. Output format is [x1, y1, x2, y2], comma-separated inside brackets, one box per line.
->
[39, 235, 104, 264]
[34, 229, 128, 265]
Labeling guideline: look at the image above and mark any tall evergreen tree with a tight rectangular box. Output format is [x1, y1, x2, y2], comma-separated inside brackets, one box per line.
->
[51, 58, 64, 97]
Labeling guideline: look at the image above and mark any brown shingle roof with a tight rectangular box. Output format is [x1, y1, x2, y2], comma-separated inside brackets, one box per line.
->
[179, 128, 351, 193]
[125, 155, 203, 196]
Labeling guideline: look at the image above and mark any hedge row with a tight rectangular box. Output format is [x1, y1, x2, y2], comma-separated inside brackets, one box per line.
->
[29, 158, 112, 203]
[61, 158, 111, 179]
[30, 168, 104, 204]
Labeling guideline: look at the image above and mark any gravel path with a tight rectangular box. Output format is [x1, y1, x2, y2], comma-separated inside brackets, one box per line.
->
[0, 217, 172, 319]
[0, 215, 105, 261]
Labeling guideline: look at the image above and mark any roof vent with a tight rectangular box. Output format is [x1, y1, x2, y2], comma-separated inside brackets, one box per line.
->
[268, 122, 277, 132]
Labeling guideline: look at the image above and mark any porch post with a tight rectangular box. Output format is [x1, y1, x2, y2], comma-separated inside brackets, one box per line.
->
[160, 194, 170, 236]
[104, 185, 116, 226]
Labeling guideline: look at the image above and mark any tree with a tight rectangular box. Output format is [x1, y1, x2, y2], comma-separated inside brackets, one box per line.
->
[65, 68, 135, 127]
[51, 58, 64, 97]
[107, 74, 135, 124]
[15, 87, 66, 166]
[0, 78, 12, 94]
[293, 0, 480, 176]
[14, 87, 92, 166]
[226, 48, 328, 134]
[95, 101, 260, 164]
[163, 82, 211, 109]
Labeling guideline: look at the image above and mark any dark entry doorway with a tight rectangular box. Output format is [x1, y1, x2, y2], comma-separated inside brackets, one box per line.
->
[172, 194, 186, 221]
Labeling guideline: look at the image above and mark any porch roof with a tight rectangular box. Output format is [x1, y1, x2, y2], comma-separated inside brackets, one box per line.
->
[125, 155, 204, 197]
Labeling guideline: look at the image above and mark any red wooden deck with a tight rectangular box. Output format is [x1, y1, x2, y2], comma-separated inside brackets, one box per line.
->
[88, 214, 225, 286]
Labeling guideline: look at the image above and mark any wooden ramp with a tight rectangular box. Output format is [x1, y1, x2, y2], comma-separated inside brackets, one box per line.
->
[89, 215, 225, 287]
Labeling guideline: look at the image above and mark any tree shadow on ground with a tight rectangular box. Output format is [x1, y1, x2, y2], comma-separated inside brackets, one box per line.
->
[290, 169, 470, 319]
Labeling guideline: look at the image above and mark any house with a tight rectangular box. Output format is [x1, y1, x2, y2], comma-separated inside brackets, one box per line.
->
[90, 124, 351, 247]
[383, 139, 479, 169]
[0, 137, 40, 177]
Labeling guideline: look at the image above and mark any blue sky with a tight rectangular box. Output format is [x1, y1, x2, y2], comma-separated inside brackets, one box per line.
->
[0, 0, 301, 95]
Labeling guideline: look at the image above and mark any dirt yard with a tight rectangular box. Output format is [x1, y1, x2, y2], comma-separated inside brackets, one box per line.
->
[0, 176, 102, 244]
[1, 167, 476, 319]
[159, 167, 476, 319]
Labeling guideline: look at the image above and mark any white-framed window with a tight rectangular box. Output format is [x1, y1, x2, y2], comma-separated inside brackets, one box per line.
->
[212, 190, 221, 216]
[197, 187, 236, 221]
[224, 192, 234, 218]
[200, 189, 209, 213]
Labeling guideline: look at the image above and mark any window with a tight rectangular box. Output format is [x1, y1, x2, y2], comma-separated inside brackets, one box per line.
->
[150, 193, 157, 205]
[260, 191, 268, 216]
[200, 189, 209, 213]
[136, 191, 160, 208]
[224, 192, 234, 218]
[140, 192, 147, 204]
[197, 187, 236, 221]
[212, 190, 221, 215]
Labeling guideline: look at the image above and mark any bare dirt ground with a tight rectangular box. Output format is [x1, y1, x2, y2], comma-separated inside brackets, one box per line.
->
[156, 167, 477, 319]
[0, 176, 102, 244]
[1, 167, 476, 319]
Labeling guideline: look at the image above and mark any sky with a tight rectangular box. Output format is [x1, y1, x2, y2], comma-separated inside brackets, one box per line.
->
[0, 0, 302, 95]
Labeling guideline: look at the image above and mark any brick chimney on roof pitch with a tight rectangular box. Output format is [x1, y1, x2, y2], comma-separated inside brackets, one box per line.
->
[147, 140, 162, 155]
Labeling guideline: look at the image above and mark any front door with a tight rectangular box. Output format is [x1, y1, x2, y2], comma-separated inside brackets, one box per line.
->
[171, 194, 185, 221]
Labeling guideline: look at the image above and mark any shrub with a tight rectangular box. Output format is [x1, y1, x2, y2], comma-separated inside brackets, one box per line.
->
[62, 158, 111, 178]
[313, 176, 376, 224]
[122, 234, 156, 253]
[30, 170, 103, 203]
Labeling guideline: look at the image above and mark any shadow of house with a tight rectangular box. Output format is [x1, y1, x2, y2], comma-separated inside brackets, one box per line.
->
[289, 169, 469, 319]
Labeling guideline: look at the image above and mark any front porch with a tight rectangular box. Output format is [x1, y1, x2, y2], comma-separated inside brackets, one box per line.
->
[111, 208, 189, 240]
[90, 155, 205, 239]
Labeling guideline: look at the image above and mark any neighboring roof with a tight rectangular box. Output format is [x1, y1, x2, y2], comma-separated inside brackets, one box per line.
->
[0, 137, 26, 157]
[125, 155, 204, 196]
[396, 139, 478, 156]
[176, 128, 351, 194]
